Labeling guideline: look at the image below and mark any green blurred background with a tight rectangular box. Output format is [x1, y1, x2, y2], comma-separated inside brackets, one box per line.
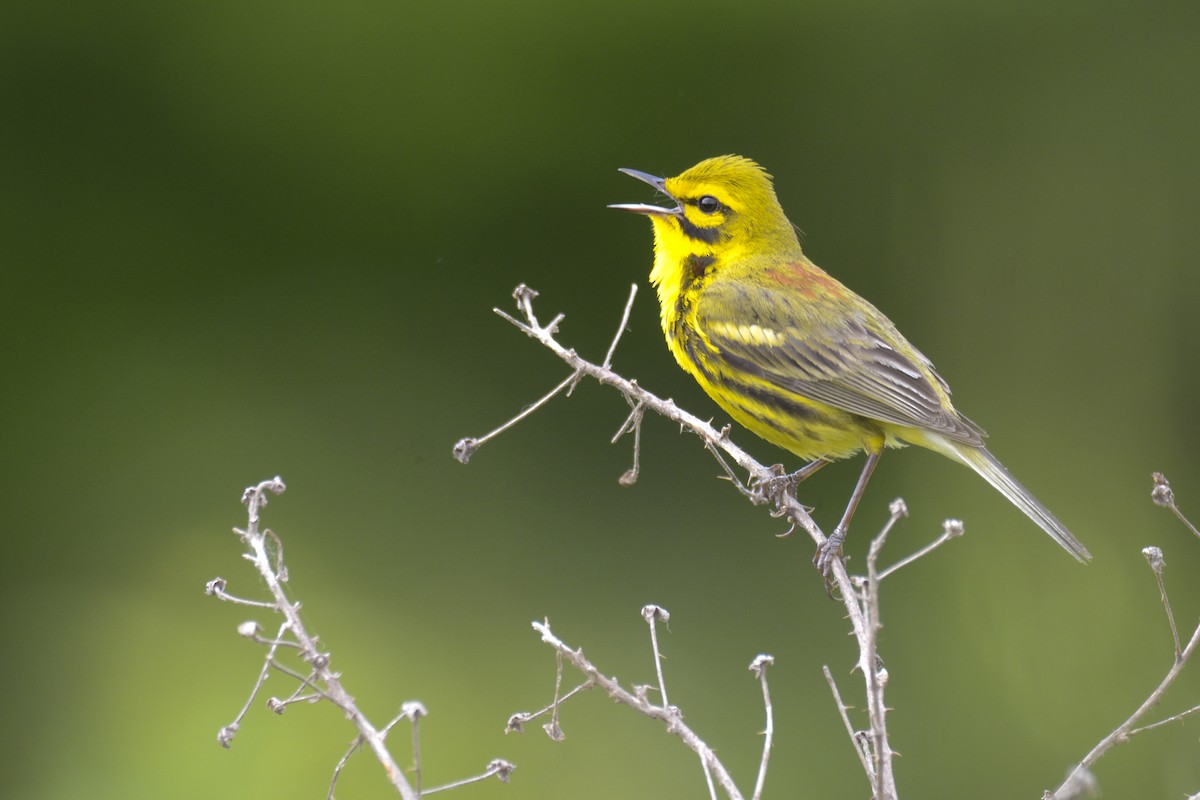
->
[4, 0, 1199, 797]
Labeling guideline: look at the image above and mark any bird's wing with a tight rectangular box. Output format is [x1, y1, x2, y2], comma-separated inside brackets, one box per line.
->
[694, 273, 986, 445]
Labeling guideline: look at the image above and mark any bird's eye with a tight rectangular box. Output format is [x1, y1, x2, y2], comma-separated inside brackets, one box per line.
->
[697, 195, 721, 214]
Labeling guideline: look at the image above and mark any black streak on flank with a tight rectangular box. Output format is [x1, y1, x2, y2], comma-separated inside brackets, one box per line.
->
[727, 379, 829, 429]
[683, 339, 831, 429]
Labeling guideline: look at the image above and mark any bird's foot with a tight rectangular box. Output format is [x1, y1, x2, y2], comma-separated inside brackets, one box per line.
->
[748, 464, 794, 506]
[814, 527, 847, 578]
[751, 459, 830, 506]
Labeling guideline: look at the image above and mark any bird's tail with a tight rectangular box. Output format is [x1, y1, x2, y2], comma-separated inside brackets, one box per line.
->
[933, 438, 1091, 562]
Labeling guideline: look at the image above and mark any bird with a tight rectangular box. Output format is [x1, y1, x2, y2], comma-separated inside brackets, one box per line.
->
[609, 154, 1090, 571]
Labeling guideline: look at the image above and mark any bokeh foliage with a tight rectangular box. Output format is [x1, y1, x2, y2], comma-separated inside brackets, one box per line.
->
[2, 0, 1199, 797]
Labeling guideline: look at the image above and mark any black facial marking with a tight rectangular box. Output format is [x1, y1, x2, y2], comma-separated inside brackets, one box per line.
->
[677, 214, 722, 244]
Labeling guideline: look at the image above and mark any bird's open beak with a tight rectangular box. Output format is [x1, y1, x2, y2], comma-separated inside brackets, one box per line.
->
[608, 168, 681, 217]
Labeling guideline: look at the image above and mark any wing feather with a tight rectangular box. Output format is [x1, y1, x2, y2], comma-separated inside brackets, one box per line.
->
[695, 277, 985, 445]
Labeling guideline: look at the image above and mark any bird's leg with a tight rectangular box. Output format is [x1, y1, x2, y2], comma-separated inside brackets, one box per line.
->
[789, 457, 832, 485]
[815, 450, 881, 574]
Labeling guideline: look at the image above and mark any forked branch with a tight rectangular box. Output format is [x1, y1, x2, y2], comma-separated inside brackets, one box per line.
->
[509, 608, 775, 800]
[208, 478, 513, 799]
[1046, 473, 1200, 800]
[454, 285, 976, 799]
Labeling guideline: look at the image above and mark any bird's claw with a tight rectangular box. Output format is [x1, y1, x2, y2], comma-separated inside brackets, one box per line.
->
[747, 464, 793, 506]
[753, 462, 821, 504]
[814, 528, 846, 577]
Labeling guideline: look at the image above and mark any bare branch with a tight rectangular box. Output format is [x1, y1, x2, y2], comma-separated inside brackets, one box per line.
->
[1142, 546, 1181, 659]
[211, 479, 510, 800]
[453, 286, 971, 800]
[603, 283, 639, 369]
[218, 479, 419, 799]
[505, 677, 595, 735]
[453, 370, 582, 464]
[823, 665, 874, 781]
[206, 577, 278, 609]
[216, 619, 291, 749]
[328, 737, 364, 800]
[1049, 547, 1200, 796]
[530, 617, 746, 800]
[748, 655, 775, 800]
[452, 284, 856, 619]
[858, 506, 900, 799]
[423, 759, 516, 795]
[642, 604, 671, 707]
[399, 701, 428, 797]
[699, 752, 719, 800]
[542, 650, 566, 741]
[1045, 475, 1200, 797]
[876, 515, 964, 582]
[1127, 702, 1200, 736]
[1152, 472, 1200, 541]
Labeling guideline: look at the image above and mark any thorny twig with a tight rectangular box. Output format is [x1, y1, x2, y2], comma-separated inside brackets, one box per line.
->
[512, 611, 776, 800]
[455, 286, 974, 799]
[209, 478, 512, 799]
[1046, 474, 1200, 800]
[452, 284, 847, 593]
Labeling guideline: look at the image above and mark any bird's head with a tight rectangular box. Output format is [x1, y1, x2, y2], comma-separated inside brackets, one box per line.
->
[610, 155, 800, 265]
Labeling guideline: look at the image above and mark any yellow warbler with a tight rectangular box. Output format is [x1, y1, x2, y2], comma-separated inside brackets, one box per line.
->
[611, 155, 1089, 569]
